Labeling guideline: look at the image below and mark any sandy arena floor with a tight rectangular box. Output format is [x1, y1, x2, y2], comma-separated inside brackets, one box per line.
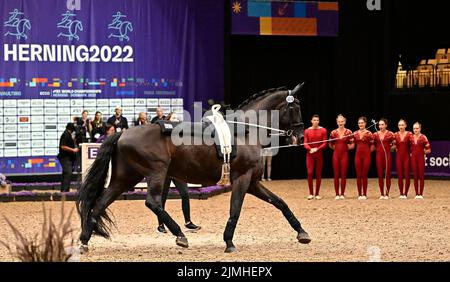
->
[0, 179, 449, 262]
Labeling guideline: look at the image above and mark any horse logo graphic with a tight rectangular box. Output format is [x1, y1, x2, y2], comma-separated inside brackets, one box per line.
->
[3, 9, 31, 40]
[57, 11, 83, 41]
[108, 12, 133, 42]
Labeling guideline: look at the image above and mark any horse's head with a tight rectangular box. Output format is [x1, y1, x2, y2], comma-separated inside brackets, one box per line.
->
[278, 83, 305, 145]
[236, 83, 305, 145]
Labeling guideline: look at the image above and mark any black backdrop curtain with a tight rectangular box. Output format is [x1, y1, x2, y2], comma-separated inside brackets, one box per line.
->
[225, 0, 450, 179]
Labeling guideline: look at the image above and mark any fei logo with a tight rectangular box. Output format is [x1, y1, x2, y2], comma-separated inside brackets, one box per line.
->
[3, 9, 31, 40]
[108, 12, 133, 42]
[57, 11, 83, 41]
[367, 0, 381, 11]
[66, 0, 81, 11]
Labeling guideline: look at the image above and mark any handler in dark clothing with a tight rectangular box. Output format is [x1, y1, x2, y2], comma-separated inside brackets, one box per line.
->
[57, 123, 79, 192]
[157, 178, 201, 233]
[107, 106, 129, 132]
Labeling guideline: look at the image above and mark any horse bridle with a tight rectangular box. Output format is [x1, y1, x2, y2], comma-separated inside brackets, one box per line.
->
[284, 91, 304, 137]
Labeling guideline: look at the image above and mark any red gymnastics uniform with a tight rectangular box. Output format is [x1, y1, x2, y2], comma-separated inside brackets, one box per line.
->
[394, 131, 412, 196]
[304, 127, 328, 196]
[410, 134, 431, 196]
[354, 130, 374, 197]
[373, 130, 395, 196]
[329, 129, 354, 196]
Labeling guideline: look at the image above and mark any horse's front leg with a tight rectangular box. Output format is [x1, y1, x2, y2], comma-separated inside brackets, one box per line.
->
[223, 171, 252, 253]
[248, 181, 311, 244]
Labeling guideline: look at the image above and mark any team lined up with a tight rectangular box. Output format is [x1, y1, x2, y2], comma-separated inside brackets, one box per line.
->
[303, 115, 431, 200]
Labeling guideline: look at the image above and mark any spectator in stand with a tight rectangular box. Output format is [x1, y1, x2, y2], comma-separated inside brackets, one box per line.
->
[96, 124, 116, 143]
[150, 107, 166, 123]
[134, 112, 149, 126]
[91, 111, 106, 142]
[107, 106, 129, 132]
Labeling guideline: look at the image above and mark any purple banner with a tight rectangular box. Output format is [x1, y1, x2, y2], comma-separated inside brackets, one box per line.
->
[0, 0, 224, 175]
[425, 141, 450, 176]
[392, 141, 450, 177]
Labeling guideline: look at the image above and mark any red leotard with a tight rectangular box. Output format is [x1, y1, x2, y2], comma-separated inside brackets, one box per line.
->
[354, 130, 374, 197]
[394, 131, 412, 196]
[373, 130, 395, 196]
[304, 127, 328, 196]
[410, 134, 431, 196]
[329, 128, 354, 196]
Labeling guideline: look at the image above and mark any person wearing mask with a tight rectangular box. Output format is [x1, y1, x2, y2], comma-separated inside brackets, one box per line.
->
[134, 112, 148, 126]
[57, 123, 79, 192]
[91, 111, 106, 142]
[150, 107, 166, 123]
[107, 106, 129, 132]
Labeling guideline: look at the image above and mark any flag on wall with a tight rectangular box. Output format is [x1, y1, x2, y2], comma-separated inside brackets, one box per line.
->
[231, 0, 338, 36]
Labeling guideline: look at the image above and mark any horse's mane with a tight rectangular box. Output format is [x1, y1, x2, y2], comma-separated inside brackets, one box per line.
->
[236, 86, 288, 109]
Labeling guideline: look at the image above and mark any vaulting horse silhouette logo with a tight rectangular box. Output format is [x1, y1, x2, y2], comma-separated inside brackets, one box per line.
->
[57, 11, 83, 41]
[3, 9, 31, 40]
[108, 12, 133, 42]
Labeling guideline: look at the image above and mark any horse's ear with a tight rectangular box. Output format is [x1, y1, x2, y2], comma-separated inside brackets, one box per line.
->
[291, 82, 305, 98]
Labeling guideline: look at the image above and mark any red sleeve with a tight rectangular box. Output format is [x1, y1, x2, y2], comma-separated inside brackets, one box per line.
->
[423, 135, 431, 150]
[303, 129, 311, 150]
[388, 131, 395, 145]
[318, 128, 328, 150]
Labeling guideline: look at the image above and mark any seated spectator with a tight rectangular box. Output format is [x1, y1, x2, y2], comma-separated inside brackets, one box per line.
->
[107, 106, 129, 132]
[96, 124, 116, 143]
[134, 112, 148, 126]
[91, 111, 106, 142]
[151, 107, 166, 123]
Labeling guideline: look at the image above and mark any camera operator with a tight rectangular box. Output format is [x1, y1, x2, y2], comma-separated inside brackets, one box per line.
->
[57, 123, 79, 192]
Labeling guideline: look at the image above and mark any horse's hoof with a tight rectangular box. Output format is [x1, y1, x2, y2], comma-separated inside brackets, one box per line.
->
[79, 244, 89, 254]
[176, 236, 189, 248]
[297, 232, 311, 244]
[225, 246, 238, 253]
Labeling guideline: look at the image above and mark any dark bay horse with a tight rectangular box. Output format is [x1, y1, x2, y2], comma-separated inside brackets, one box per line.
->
[77, 84, 311, 253]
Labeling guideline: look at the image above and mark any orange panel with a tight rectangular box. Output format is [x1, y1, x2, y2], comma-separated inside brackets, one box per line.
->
[318, 2, 339, 11]
[0, 82, 13, 87]
[271, 18, 317, 36]
[32, 78, 48, 83]
[260, 17, 272, 35]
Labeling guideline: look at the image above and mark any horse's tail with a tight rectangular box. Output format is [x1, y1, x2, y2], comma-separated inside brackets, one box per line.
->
[76, 132, 123, 239]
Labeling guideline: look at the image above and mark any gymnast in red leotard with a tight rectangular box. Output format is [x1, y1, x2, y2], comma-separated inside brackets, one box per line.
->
[303, 115, 328, 200]
[410, 122, 431, 199]
[353, 117, 374, 200]
[329, 115, 354, 200]
[373, 118, 395, 200]
[394, 119, 412, 199]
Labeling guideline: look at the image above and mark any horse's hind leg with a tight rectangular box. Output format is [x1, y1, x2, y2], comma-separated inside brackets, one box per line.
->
[248, 181, 311, 244]
[144, 162, 188, 248]
[79, 159, 143, 252]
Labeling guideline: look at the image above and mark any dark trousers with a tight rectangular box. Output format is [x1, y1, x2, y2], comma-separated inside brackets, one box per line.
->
[158, 177, 191, 225]
[60, 157, 74, 192]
